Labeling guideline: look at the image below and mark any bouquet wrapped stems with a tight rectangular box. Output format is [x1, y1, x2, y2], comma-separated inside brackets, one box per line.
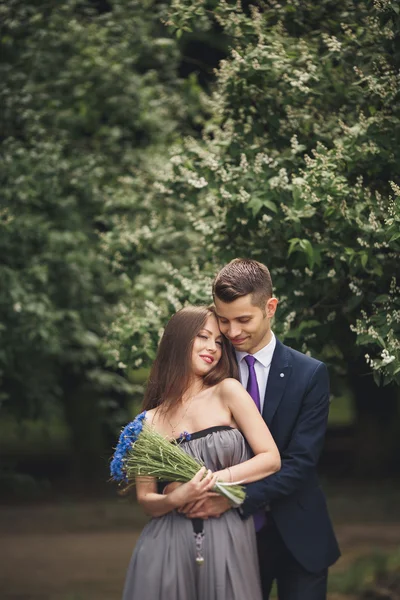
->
[110, 412, 246, 507]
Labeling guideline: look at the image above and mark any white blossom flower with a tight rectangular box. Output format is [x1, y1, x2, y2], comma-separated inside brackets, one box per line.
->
[188, 176, 208, 189]
[240, 153, 249, 172]
[349, 281, 363, 296]
[261, 214, 272, 223]
[322, 34, 342, 53]
[381, 349, 395, 366]
[170, 154, 183, 166]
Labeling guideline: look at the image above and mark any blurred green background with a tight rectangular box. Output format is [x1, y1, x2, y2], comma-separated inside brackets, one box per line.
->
[1, 1, 399, 598]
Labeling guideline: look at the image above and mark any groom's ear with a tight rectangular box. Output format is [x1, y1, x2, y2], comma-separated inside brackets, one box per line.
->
[265, 297, 278, 318]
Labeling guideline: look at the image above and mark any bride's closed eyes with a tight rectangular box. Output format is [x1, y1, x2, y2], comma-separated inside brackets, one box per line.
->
[198, 334, 222, 346]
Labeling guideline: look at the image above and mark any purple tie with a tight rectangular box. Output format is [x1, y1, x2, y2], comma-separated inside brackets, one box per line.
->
[245, 355, 261, 412]
[244, 355, 266, 532]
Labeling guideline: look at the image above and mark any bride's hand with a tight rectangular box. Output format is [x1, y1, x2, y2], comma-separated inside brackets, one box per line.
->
[176, 468, 230, 513]
[178, 492, 219, 515]
[212, 468, 231, 483]
[169, 467, 218, 508]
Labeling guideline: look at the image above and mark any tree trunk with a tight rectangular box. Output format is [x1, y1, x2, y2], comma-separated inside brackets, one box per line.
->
[61, 372, 107, 485]
[348, 359, 400, 476]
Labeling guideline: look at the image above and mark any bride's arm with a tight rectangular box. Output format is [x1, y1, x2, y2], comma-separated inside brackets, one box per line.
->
[136, 468, 218, 517]
[216, 378, 281, 484]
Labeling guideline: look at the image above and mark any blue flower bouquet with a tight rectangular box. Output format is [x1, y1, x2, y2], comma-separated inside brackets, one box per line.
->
[110, 411, 246, 506]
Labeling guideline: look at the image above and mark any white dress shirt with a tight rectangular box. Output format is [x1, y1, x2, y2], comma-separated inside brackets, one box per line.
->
[235, 332, 276, 413]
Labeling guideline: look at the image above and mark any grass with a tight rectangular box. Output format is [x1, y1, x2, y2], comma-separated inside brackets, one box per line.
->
[264, 549, 400, 598]
[0, 493, 399, 600]
[330, 547, 400, 595]
[267, 550, 400, 597]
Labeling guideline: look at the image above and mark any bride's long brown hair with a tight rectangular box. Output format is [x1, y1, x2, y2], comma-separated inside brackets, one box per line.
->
[142, 306, 238, 413]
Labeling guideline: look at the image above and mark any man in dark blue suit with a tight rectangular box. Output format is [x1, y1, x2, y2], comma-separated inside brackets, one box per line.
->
[187, 258, 340, 599]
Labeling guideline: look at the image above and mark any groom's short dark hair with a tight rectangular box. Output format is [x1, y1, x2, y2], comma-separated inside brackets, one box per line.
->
[212, 259, 273, 308]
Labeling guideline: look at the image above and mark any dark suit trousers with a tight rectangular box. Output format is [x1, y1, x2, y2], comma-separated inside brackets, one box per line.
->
[256, 516, 327, 600]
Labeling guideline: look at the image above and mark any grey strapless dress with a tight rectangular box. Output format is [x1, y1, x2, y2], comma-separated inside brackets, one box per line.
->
[122, 426, 263, 600]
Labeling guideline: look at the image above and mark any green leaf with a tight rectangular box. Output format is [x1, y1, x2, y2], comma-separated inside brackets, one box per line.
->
[292, 186, 303, 203]
[287, 238, 301, 257]
[361, 253, 368, 268]
[373, 371, 383, 386]
[298, 320, 320, 332]
[248, 197, 263, 216]
[389, 232, 400, 243]
[261, 199, 278, 213]
[371, 264, 383, 277]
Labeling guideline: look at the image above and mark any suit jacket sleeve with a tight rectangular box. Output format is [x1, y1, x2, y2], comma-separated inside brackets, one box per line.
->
[241, 361, 330, 518]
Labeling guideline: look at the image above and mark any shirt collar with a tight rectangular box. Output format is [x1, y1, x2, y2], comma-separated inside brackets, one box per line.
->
[236, 332, 276, 368]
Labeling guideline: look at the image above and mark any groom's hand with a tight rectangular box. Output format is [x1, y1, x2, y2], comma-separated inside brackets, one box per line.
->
[178, 492, 219, 516]
[181, 494, 231, 519]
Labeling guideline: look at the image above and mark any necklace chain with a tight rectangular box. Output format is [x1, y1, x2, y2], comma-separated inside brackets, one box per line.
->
[167, 397, 193, 436]
[167, 382, 204, 436]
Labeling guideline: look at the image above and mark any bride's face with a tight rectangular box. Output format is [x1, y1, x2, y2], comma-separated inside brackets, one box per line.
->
[191, 314, 223, 378]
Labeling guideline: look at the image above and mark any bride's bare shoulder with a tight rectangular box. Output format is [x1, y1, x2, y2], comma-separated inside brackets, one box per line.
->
[144, 408, 157, 425]
[215, 378, 243, 397]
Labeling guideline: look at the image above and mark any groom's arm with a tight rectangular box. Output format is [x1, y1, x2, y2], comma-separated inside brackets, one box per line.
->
[240, 362, 330, 518]
[185, 361, 330, 520]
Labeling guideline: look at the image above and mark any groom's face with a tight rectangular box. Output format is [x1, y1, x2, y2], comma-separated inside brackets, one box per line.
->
[214, 294, 277, 355]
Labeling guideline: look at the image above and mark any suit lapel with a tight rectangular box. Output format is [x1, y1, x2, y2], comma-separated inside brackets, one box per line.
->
[263, 339, 291, 425]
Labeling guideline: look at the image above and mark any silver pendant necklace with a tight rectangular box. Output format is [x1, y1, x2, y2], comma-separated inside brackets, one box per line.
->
[167, 396, 194, 437]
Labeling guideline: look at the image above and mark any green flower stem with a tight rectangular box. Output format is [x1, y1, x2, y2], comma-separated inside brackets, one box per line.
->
[125, 423, 246, 505]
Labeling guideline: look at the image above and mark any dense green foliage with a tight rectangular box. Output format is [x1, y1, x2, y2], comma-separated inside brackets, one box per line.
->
[156, 0, 400, 385]
[0, 1, 201, 473]
[1, 1, 399, 480]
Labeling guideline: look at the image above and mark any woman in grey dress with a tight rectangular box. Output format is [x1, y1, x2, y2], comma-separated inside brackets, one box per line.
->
[120, 306, 280, 600]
